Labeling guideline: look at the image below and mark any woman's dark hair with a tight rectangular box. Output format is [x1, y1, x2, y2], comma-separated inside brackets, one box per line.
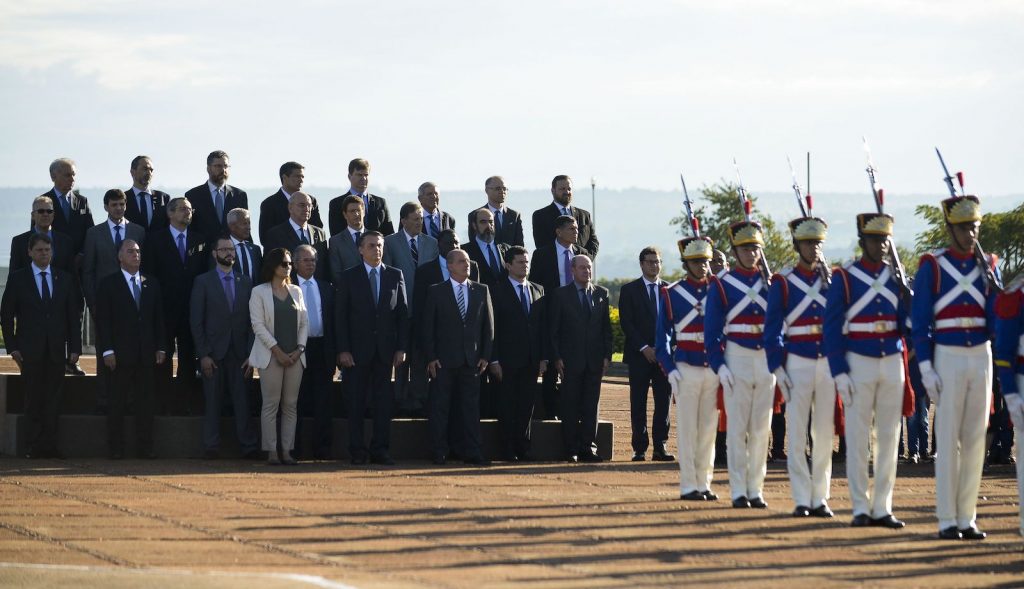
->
[260, 247, 291, 285]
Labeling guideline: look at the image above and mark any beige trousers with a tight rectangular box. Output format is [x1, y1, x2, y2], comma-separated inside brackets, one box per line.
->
[259, 361, 304, 452]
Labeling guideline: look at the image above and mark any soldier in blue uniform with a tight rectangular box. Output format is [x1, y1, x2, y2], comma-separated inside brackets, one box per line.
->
[656, 236, 719, 501]
[764, 216, 835, 518]
[704, 221, 773, 509]
[823, 213, 908, 529]
[912, 195, 1000, 540]
[994, 276, 1024, 538]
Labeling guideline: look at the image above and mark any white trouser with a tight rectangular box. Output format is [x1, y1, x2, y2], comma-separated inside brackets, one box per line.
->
[723, 342, 775, 500]
[675, 362, 720, 494]
[933, 343, 992, 530]
[1012, 376, 1024, 537]
[785, 354, 835, 508]
[841, 352, 904, 518]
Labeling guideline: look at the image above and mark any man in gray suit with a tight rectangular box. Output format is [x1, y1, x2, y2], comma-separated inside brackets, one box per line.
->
[328, 195, 366, 286]
[190, 236, 260, 459]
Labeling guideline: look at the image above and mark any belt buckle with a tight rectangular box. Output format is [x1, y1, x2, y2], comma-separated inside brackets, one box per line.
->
[958, 317, 975, 328]
[809, 324, 823, 335]
[751, 324, 763, 335]
[873, 320, 888, 334]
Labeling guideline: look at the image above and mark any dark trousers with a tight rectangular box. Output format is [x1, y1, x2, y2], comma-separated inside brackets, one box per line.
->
[296, 337, 335, 457]
[540, 365, 560, 420]
[23, 358, 66, 455]
[497, 365, 538, 459]
[201, 346, 258, 454]
[404, 345, 429, 415]
[905, 391, 931, 457]
[627, 358, 670, 454]
[345, 352, 393, 458]
[560, 364, 602, 457]
[108, 360, 155, 456]
[156, 321, 198, 415]
[430, 365, 483, 460]
[771, 405, 786, 456]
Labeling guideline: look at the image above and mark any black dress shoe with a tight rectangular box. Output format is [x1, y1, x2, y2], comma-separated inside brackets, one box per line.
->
[203, 449, 220, 460]
[371, 454, 396, 465]
[567, 455, 579, 464]
[652, 448, 676, 462]
[851, 513, 872, 527]
[793, 505, 811, 517]
[749, 497, 768, 509]
[66, 361, 86, 376]
[732, 496, 750, 508]
[579, 452, 604, 463]
[351, 455, 368, 465]
[909, 453, 921, 464]
[938, 526, 962, 540]
[464, 456, 491, 466]
[702, 490, 719, 501]
[680, 490, 706, 501]
[959, 526, 986, 540]
[432, 455, 447, 465]
[631, 452, 646, 462]
[810, 503, 834, 518]
[871, 514, 906, 529]
[517, 452, 535, 462]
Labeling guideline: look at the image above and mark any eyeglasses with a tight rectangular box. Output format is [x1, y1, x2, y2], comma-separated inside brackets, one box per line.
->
[279, 261, 293, 268]
[35, 209, 55, 214]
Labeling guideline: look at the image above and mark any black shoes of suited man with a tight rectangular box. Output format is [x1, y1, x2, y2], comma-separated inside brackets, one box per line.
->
[793, 503, 834, 518]
[632, 445, 676, 462]
[939, 525, 986, 540]
[568, 452, 603, 464]
[851, 513, 905, 529]
[732, 496, 767, 509]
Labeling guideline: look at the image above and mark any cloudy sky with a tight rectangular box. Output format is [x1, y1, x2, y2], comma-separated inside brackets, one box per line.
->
[1, 0, 1020, 198]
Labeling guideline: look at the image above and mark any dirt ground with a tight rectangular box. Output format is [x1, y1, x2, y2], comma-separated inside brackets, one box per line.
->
[1, 362, 1022, 588]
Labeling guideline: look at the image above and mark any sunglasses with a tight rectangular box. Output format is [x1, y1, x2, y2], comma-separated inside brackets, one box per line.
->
[279, 261, 293, 268]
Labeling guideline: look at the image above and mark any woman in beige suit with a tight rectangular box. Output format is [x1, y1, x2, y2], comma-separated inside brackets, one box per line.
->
[249, 247, 308, 465]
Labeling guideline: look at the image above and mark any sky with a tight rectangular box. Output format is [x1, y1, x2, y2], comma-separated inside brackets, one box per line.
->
[1, 0, 1022, 199]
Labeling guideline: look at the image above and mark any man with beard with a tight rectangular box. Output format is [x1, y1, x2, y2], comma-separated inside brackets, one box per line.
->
[184, 151, 248, 246]
[124, 155, 170, 234]
[467, 176, 524, 247]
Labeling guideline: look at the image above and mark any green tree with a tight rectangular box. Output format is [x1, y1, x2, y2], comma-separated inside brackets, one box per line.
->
[669, 181, 797, 271]
[912, 202, 1024, 283]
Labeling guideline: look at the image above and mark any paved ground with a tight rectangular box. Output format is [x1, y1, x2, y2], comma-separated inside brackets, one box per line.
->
[1, 367, 1022, 588]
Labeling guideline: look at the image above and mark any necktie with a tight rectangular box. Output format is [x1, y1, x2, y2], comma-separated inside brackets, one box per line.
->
[410, 237, 419, 264]
[299, 228, 310, 245]
[456, 283, 467, 320]
[60, 193, 71, 221]
[648, 283, 657, 316]
[495, 209, 503, 233]
[238, 242, 250, 278]
[518, 283, 530, 315]
[138, 192, 149, 227]
[215, 188, 225, 223]
[132, 276, 142, 309]
[353, 230, 361, 246]
[369, 267, 379, 305]
[40, 271, 51, 304]
[303, 280, 321, 336]
[562, 249, 572, 286]
[177, 233, 186, 264]
[223, 274, 235, 311]
[428, 215, 439, 238]
[579, 287, 591, 317]
[487, 243, 500, 273]
[114, 224, 122, 251]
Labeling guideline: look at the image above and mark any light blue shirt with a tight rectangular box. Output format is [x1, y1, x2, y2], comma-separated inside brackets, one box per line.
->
[107, 218, 128, 243]
[438, 256, 450, 282]
[32, 263, 53, 299]
[364, 261, 383, 303]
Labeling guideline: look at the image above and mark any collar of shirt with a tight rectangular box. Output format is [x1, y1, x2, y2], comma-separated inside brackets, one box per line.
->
[555, 241, 572, 258]
[33, 227, 53, 237]
[121, 268, 140, 286]
[474, 236, 495, 253]
[107, 218, 126, 231]
[131, 186, 148, 197]
[488, 203, 505, 215]
[230, 235, 246, 247]
[216, 266, 234, 280]
[170, 226, 187, 242]
[450, 277, 469, 289]
[508, 276, 526, 289]
[280, 188, 292, 202]
[299, 276, 317, 289]
[642, 277, 661, 288]
[552, 201, 570, 213]
[32, 262, 50, 277]
[350, 189, 366, 199]
[53, 187, 68, 201]
[207, 180, 226, 195]
[347, 227, 362, 238]
[288, 218, 308, 234]
[573, 281, 591, 292]
[858, 257, 883, 273]
[402, 229, 418, 243]
[364, 261, 383, 275]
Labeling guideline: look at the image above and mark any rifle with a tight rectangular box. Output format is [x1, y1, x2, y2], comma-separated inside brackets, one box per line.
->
[862, 138, 912, 299]
[934, 147, 1002, 292]
[787, 155, 831, 288]
[680, 173, 700, 237]
[732, 158, 772, 284]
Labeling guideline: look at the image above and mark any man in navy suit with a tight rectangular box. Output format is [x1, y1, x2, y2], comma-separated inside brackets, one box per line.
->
[183, 150, 247, 244]
[226, 208, 263, 283]
[124, 155, 171, 234]
[10, 196, 73, 273]
[328, 158, 394, 236]
[531, 175, 598, 257]
[258, 161, 324, 245]
[467, 176, 525, 247]
[263, 192, 329, 279]
[418, 182, 456, 239]
[336, 232, 409, 465]
[293, 244, 337, 460]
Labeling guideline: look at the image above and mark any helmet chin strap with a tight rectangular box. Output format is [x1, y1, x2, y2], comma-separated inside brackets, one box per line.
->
[947, 224, 973, 254]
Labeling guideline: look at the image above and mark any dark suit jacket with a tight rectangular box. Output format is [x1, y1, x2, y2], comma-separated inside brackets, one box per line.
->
[140, 227, 208, 336]
[491, 278, 546, 370]
[550, 283, 612, 371]
[258, 190, 324, 246]
[335, 264, 409, 365]
[463, 239, 509, 288]
[411, 258, 481, 322]
[9, 230, 73, 274]
[618, 277, 668, 365]
[531, 203, 599, 257]
[0, 267, 82, 362]
[422, 280, 493, 368]
[95, 271, 166, 365]
[189, 269, 254, 360]
[231, 240, 263, 283]
[43, 188, 94, 256]
[303, 277, 337, 368]
[183, 183, 247, 243]
[467, 206, 525, 247]
[527, 243, 590, 294]
[422, 209, 456, 240]
[263, 221, 328, 279]
[124, 188, 171, 234]
[328, 192, 394, 236]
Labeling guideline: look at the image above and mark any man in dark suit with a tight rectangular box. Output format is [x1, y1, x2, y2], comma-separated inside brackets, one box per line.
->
[619, 246, 674, 462]
[463, 208, 509, 288]
[528, 215, 589, 419]
[1, 233, 82, 458]
[293, 244, 337, 460]
[550, 254, 612, 462]
[95, 239, 167, 458]
[43, 157, 94, 263]
[422, 248, 494, 465]
[327, 195, 366, 286]
[10, 196, 73, 273]
[418, 181, 456, 240]
[227, 208, 262, 283]
[489, 245, 547, 461]
[263, 192, 328, 278]
[124, 155, 171, 234]
[532, 175, 598, 256]
[328, 158, 394, 236]
[466, 176, 525, 247]
[258, 161, 324, 245]
[141, 197, 208, 415]
[336, 232, 408, 465]
[190, 236, 260, 459]
[183, 150, 247, 244]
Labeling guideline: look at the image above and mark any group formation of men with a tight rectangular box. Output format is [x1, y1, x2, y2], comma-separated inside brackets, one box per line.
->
[1, 153, 612, 467]
[648, 194, 1024, 540]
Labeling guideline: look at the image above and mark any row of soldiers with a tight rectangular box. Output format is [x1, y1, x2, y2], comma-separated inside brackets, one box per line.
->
[654, 193, 1024, 539]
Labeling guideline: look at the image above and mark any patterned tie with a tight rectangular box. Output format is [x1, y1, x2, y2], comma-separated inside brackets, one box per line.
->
[138, 192, 149, 227]
[215, 188, 225, 223]
[518, 283, 530, 315]
[369, 267, 379, 305]
[114, 224, 122, 251]
[648, 283, 657, 317]
[40, 271, 51, 304]
[456, 283, 467, 320]
[579, 287, 591, 317]
[303, 280, 321, 336]
[410, 237, 419, 264]
[132, 276, 142, 309]
[223, 273, 235, 311]
[177, 233, 186, 264]
[562, 249, 572, 286]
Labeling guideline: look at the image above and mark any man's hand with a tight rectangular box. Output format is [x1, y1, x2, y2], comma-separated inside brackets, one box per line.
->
[337, 352, 355, 369]
[919, 360, 943, 405]
[10, 351, 23, 370]
[488, 362, 503, 382]
[242, 359, 253, 379]
[200, 356, 217, 378]
[104, 354, 117, 371]
[393, 351, 406, 369]
[834, 373, 855, 407]
[537, 359, 548, 377]
[427, 359, 441, 380]
[641, 347, 657, 364]
[476, 358, 489, 376]
[554, 359, 565, 379]
[156, 351, 167, 365]
[774, 368, 793, 403]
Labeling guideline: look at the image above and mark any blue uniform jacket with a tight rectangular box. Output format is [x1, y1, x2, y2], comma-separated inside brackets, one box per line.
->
[994, 279, 1024, 395]
[703, 266, 768, 373]
[656, 277, 710, 373]
[764, 266, 827, 373]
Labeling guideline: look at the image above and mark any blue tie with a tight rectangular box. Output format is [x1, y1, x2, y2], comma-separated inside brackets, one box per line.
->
[518, 283, 529, 315]
[369, 267, 379, 305]
[456, 283, 467, 320]
[303, 280, 321, 336]
[114, 224, 122, 251]
[648, 283, 657, 317]
[132, 276, 142, 309]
